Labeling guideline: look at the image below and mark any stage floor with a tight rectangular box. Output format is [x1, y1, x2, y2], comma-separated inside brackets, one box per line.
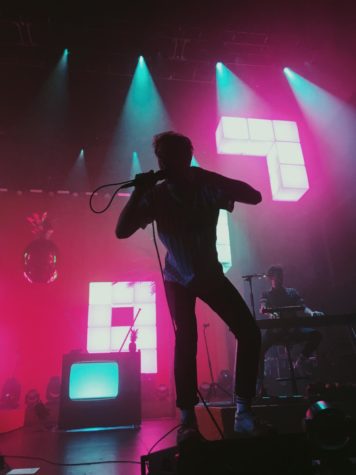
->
[0, 417, 179, 475]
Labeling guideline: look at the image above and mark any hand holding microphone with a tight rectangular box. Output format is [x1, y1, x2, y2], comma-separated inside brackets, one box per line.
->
[121, 170, 166, 189]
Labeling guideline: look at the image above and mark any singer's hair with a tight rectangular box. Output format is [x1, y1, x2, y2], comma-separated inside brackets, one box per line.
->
[267, 265, 284, 277]
[153, 131, 193, 167]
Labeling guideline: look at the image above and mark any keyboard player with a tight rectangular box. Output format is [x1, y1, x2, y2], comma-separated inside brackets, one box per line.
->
[257, 265, 324, 396]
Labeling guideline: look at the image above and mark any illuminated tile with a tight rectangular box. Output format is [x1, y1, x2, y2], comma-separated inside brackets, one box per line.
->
[112, 282, 134, 305]
[140, 349, 157, 374]
[247, 119, 274, 141]
[275, 142, 304, 165]
[136, 326, 157, 349]
[266, 144, 280, 197]
[216, 210, 232, 273]
[110, 326, 131, 351]
[87, 281, 157, 374]
[134, 281, 156, 303]
[88, 304, 111, 327]
[267, 144, 309, 201]
[280, 164, 309, 189]
[244, 141, 273, 156]
[87, 327, 111, 352]
[216, 116, 309, 202]
[221, 117, 249, 139]
[89, 282, 112, 305]
[135, 303, 156, 326]
[272, 120, 300, 142]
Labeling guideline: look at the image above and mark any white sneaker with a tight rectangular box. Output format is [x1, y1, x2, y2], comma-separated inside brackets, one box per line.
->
[234, 410, 255, 434]
[234, 410, 273, 436]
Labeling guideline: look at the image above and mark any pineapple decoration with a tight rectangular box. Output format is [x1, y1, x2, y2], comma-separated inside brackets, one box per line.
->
[23, 212, 59, 284]
[129, 328, 138, 353]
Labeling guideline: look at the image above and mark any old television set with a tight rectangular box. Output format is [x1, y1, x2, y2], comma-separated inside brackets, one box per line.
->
[58, 351, 141, 430]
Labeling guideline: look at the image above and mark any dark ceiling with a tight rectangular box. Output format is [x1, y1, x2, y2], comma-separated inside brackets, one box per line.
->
[0, 0, 355, 190]
[1, 0, 355, 79]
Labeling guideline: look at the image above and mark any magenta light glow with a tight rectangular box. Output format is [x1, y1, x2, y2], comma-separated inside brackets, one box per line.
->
[87, 281, 157, 373]
[216, 116, 309, 201]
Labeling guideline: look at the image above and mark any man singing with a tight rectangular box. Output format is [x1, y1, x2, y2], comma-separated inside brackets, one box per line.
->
[116, 131, 262, 442]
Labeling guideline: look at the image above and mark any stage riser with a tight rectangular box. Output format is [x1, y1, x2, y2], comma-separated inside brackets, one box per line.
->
[195, 402, 309, 440]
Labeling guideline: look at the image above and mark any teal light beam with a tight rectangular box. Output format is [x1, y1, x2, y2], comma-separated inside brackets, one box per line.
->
[130, 151, 143, 179]
[216, 63, 266, 116]
[66, 148, 90, 190]
[23, 48, 69, 140]
[106, 57, 172, 180]
[215, 63, 261, 278]
[284, 68, 356, 169]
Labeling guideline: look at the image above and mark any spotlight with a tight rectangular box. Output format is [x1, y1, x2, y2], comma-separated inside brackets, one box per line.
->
[216, 62, 223, 71]
[217, 369, 233, 392]
[0, 378, 21, 409]
[46, 376, 61, 402]
[283, 67, 292, 77]
[304, 400, 351, 451]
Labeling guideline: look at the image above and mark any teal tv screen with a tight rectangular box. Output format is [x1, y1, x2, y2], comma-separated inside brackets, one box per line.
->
[69, 361, 119, 400]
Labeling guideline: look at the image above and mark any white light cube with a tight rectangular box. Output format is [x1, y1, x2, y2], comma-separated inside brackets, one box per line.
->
[112, 282, 134, 304]
[136, 326, 157, 349]
[276, 142, 304, 165]
[248, 119, 275, 141]
[216, 116, 309, 202]
[280, 164, 309, 189]
[140, 349, 157, 374]
[88, 304, 111, 327]
[272, 120, 300, 142]
[267, 144, 309, 201]
[110, 326, 130, 351]
[87, 281, 157, 373]
[216, 210, 232, 273]
[134, 281, 156, 303]
[89, 282, 112, 305]
[220, 117, 249, 139]
[135, 303, 156, 326]
[87, 327, 111, 352]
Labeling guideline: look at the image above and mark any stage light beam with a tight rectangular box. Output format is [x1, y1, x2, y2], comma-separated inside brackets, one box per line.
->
[284, 68, 356, 185]
[106, 56, 172, 179]
[215, 63, 267, 117]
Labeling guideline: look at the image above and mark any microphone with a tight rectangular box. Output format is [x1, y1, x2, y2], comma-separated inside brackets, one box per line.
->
[242, 273, 269, 280]
[121, 170, 166, 189]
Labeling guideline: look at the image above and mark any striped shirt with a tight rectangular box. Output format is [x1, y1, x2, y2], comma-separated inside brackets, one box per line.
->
[137, 167, 247, 286]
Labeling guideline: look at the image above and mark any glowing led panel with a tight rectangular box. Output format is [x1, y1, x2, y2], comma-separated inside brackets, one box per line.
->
[87, 281, 157, 373]
[69, 362, 119, 400]
[216, 210, 232, 273]
[216, 117, 309, 201]
[190, 156, 231, 273]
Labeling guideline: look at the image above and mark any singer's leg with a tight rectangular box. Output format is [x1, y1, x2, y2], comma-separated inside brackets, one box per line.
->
[164, 281, 199, 410]
[192, 274, 261, 400]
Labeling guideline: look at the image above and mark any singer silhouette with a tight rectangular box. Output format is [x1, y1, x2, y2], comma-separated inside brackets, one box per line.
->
[116, 131, 262, 442]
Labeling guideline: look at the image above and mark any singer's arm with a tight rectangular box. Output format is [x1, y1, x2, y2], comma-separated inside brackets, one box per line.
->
[116, 187, 152, 239]
[202, 169, 262, 205]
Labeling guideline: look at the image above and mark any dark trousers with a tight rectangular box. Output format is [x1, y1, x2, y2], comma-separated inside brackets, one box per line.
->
[164, 274, 261, 409]
[258, 327, 323, 380]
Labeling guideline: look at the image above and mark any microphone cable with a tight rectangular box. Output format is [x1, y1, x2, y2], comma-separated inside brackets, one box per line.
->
[89, 181, 132, 214]
[89, 178, 224, 440]
[89, 171, 166, 214]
